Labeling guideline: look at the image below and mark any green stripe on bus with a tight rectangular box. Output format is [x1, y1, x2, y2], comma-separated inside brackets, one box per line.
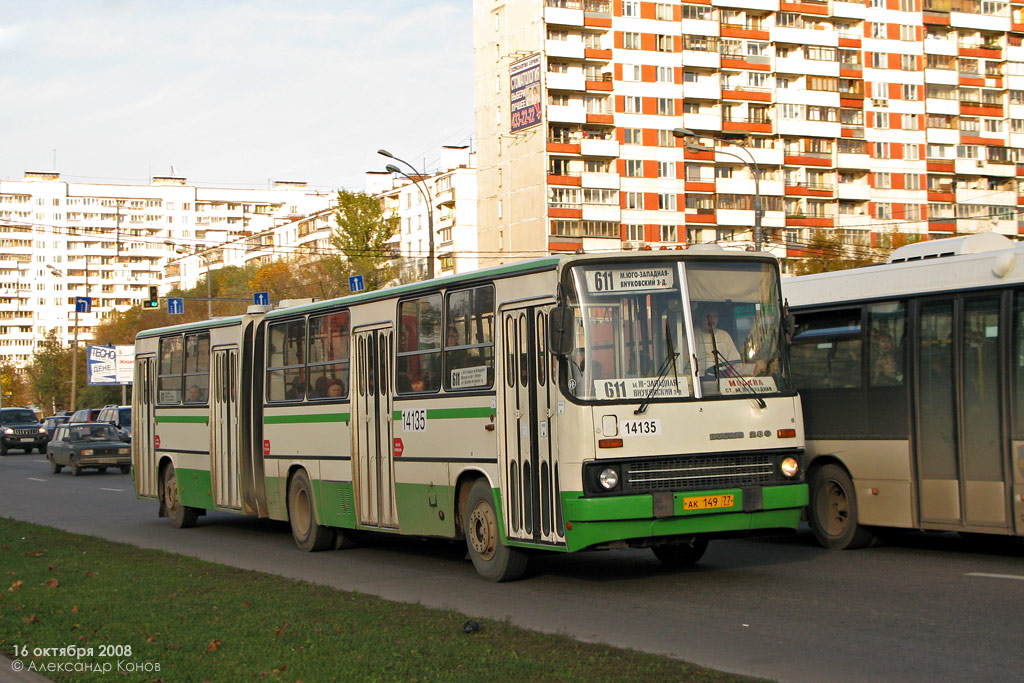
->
[390, 407, 493, 421]
[155, 415, 209, 424]
[264, 413, 351, 424]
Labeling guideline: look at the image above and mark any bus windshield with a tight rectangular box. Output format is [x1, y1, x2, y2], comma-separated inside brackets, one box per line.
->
[564, 259, 790, 401]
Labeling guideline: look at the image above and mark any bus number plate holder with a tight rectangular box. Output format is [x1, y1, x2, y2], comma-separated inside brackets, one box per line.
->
[682, 494, 735, 511]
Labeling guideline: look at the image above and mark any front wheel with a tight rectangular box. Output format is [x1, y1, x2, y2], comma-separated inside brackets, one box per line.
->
[119, 465, 130, 475]
[464, 478, 527, 582]
[288, 470, 334, 552]
[652, 538, 709, 567]
[71, 460, 82, 477]
[49, 456, 61, 474]
[162, 463, 199, 529]
[809, 464, 874, 550]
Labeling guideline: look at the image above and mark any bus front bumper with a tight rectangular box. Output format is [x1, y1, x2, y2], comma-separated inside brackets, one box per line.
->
[560, 483, 808, 552]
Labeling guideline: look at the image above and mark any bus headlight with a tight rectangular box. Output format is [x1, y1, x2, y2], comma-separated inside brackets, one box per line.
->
[780, 457, 800, 479]
[598, 467, 619, 490]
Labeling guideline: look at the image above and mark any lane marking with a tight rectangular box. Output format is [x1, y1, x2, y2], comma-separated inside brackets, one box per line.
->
[100, 488, 125, 492]
[966, 572, 1024, 582]
[27, 477, 46, 482]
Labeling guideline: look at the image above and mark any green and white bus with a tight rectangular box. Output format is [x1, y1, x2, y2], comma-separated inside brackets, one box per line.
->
[133, 250, 807, 581]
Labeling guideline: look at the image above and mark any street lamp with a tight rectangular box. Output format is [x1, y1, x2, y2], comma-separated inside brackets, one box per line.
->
[164, 241, 213, 318]
[673, 128, 763, 252]
[47, 262, 84, 412]
[378, 149, 435, 280]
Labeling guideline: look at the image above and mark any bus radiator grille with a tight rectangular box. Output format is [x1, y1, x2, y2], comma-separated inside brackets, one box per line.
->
[624, 454, 778, 492]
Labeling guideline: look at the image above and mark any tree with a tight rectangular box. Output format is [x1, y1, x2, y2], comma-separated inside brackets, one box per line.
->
[330, 190, 399, 291]
[793, 229, 924, 276]
[0, 362, 30, 408]
[25, 332, 72, 413]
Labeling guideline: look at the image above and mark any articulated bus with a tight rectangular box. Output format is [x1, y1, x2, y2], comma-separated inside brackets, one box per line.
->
[784, 233, 1024, 549]
[133, 250, 807, 581]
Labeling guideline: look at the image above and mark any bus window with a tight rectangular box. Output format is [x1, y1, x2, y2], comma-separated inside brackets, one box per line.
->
[868, 303, 905, 387]
[791, 309, 862, 389]
[267, 319, 307, 401]
[183, 333, 210, 404]
[397, 294, 442, 393]
[1014, 291, 1024, 438]
[158, 336, 183, 404]
[308, 311, 350, 399]
[444, 286, 494, 391]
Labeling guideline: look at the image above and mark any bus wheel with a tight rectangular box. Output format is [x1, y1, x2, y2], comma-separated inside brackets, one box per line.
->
[465, 478, 527, 582]
[162, 464, 199, 529]
[809, 464, 874, 550]
[288, 470, 334, 552]
[652, 538, 709, 567]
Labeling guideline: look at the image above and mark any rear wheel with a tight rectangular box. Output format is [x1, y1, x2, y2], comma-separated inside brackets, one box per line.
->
[119, 465, 130, 475]
[652, 538, 709, 568]
[288, 470, 334, 552]
[98, 467, 107, 473]
[464, 478, 527, 582]
[809, 464, 874, 550]
[0, 443, 6, 456]
[162, 463, 199, 528]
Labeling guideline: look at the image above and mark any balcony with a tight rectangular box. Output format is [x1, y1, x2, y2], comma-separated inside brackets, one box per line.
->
[580, 138, 619, 156]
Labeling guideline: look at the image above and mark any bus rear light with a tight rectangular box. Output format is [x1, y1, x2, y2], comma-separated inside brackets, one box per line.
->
[776, 429, 797, 438]
[598, 438, 623, 448]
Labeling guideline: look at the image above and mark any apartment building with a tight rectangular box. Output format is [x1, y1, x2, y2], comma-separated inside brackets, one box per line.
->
[474, 0, 1024, 269]
[0, 172, 332, 366]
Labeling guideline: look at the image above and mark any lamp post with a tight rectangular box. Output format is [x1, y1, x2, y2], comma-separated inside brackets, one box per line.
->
[48, 261, 84, 412]
[164, 241, 212, 318]
[378, 149, 435, 280]
[673, 128, 763, 252]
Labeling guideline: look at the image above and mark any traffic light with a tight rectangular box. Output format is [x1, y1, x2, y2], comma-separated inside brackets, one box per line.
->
[144, 285, 159, 308]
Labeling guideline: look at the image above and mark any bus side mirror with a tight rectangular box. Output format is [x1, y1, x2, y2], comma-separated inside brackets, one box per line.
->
[548, 305, 574, 357]
[783, 300, 794, 343]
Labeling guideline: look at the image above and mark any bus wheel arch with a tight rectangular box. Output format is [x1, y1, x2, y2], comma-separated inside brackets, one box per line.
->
[463, 476, 528, 582]
[286, 467, 334, 552]
[808, 459, 875, 550]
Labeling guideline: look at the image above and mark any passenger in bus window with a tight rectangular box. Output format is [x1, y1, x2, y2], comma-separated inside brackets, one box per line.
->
[871, 331, 902, 386]
[186, 384, 202, 403]
[327, 379, 344, 397]
[286, 380, 305, 400]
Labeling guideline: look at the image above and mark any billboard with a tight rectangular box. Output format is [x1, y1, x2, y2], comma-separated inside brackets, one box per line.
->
[87, 345, 134, 385]
[510, 54, 542, 133]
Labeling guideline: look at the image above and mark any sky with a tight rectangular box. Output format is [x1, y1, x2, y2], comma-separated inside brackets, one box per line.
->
[0, 0, 474, 192]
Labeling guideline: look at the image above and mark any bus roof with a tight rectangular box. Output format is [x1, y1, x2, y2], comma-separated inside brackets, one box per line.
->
[784, 236, 1024, 308]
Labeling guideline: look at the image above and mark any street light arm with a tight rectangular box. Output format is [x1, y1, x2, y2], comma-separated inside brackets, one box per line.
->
[382, 152, 435, 280]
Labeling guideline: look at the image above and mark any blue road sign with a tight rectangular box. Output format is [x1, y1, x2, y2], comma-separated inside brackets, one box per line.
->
[75, 296, 92, 313]
[168, 297, 184, 315]
[254, 291, 270, 306]
[349, 275, 365, 293]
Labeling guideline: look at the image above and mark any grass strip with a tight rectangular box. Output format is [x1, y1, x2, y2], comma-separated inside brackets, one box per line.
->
[0, 517, 757, 682]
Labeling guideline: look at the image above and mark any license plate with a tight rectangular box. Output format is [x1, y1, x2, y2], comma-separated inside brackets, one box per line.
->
[98, 458, 119, 464]
[682, 494, 735, 511]
[20, 438, 34, 442]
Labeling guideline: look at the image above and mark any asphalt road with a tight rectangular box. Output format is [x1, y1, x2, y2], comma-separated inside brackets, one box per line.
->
[1, 452, 1022, 682]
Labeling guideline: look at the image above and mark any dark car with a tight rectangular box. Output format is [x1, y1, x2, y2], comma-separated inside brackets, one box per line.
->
[0, 407, 48, 455]
[42, 415, 70, 442]
[46, 422, 131, 476]
[70, 408, 102, 423]
[97, 405, 131, 443]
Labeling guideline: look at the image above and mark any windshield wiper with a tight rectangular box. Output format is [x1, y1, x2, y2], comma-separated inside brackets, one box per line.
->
[636, 321, 680, 415]
[709, 347, 766, 409]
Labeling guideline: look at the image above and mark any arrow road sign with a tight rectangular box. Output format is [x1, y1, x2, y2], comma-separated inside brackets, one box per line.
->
[168, 297, 184, 315]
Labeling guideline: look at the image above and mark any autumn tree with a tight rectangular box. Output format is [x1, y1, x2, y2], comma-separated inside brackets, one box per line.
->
[330, 190, 399, 291]
[25, 332, 72, 413]
[793, 229, 924, 275]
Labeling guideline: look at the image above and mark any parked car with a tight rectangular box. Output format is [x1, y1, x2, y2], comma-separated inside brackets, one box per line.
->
[97, 404, 131, 442]
[69, 408, 102, 423]
[0, 407, 48, 455]
[46, 422, 131, 476]
[42, 415, 70, 442]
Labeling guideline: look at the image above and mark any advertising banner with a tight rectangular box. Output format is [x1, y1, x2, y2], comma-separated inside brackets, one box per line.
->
[510, 54, 542, 133]
[86, 345, 118, 385]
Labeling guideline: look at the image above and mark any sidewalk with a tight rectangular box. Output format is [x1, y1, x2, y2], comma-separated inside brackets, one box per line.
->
[0, 655, 51, 683]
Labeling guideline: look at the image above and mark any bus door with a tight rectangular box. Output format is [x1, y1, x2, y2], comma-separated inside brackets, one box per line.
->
[133, 355, 157, 498]
[352, 325, 398, 529]
[499, 302, 564, 546]
[914, 295, 1009, 531]
[210, 346, 241, 510]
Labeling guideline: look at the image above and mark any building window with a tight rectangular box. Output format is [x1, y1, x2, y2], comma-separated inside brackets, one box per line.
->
[657, 66, 674, 83]
[656, 34, 673, 52]
[657, 98, 675, 115]
[625, 192, 644, 209]
[625, 224, 644, 241]
[660, 224, 678, 242]
[622, 32, 641, 49]
[875, 203, 892, 220]
[624, 96, 641, 113]
[659, 194, 677, 211]
[658, 161, 676, 178]
[657, 129, 675, 147]
[622, 64, 641, 81]
[624, 159, 644, 177]
[623, 128, 642, 144]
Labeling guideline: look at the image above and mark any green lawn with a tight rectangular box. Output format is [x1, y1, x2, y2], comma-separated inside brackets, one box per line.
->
[0, 518, 758, 682]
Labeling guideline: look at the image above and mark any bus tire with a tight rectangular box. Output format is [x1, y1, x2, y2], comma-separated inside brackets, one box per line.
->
[652, 538, 709, 567]
[162, 463, 199, 529]
[809, 464, 874, 550]
[288, 470, 334, 552]
[464, 478, 527, 582]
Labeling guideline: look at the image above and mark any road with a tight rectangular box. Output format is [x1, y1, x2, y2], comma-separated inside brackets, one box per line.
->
[1, 452, 1022, 682]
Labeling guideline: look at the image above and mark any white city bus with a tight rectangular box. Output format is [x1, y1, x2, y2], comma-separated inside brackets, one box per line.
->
[133, 250, 807, 581]
[784, 233, 1024, 549]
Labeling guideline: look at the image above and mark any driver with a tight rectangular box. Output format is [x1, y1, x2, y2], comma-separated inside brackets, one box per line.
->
[692, 303, 740, 374]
